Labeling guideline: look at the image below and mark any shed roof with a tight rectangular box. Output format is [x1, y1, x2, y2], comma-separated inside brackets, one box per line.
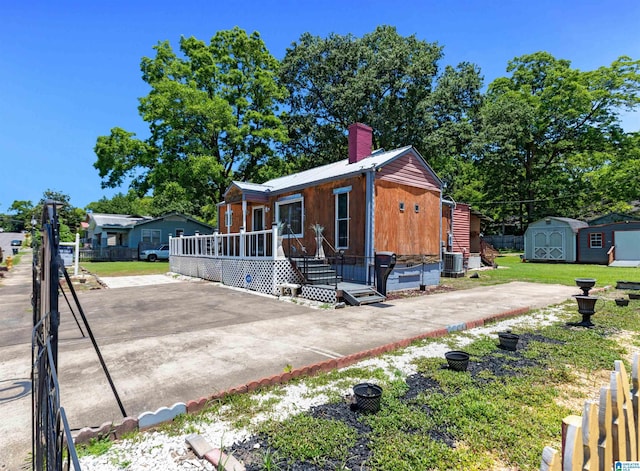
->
[534, 217, 588, 233]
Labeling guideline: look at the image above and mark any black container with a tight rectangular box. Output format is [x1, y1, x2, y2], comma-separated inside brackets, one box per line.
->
[616, 298, 629, 307]
[353, 383, 383, 413]
[445, 351, 470, 371]
[498, 332, 519, 351]
[629, 292, 640, 300]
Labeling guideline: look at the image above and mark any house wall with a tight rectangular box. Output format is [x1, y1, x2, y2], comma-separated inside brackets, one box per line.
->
[374, 179, 440, 256]
[129, 216, 213, 248]
[578, 222, 640, 264]
[452, 203, 471, 256]
[441, 205, 452, 251]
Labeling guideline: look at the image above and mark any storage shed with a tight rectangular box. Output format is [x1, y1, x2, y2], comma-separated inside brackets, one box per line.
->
[524, 217, 588, 263]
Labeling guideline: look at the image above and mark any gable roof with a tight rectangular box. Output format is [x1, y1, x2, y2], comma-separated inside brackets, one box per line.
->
[133, 212, 214, 230]
[88, 213, 151, 229]
[225, 145, 441, 198]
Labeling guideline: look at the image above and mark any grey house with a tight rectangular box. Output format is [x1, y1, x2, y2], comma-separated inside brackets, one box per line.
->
[85, 212, 214, 254]
[578, 221, 640, 266]
[524, 217, 588, 263]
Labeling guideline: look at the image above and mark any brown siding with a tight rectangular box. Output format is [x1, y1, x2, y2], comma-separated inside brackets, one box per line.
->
[470, 214, 482, 253]
[377, 151, 440, 191]
[374, 179, 440, 255]
[272, 176, 366, 257]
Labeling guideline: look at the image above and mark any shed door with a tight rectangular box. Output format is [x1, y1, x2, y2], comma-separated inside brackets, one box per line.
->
[532, 230, 565, 260]
[615, 231, 640, 260]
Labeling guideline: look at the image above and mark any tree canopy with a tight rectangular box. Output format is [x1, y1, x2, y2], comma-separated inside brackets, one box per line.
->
[94, 27, 288, 223]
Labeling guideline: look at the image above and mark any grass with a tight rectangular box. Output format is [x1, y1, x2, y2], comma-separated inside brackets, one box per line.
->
[80, 261, 169, 277]
[443, 254, 640, 289]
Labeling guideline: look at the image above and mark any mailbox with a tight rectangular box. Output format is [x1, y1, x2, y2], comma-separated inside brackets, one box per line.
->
[374, 251, 396, 296]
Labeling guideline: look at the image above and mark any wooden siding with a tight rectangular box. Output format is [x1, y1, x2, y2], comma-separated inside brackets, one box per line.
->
[452, 203, 471, 255]
[470, 214, 482, 253]
[271, 176, 366, 257]
[374, 179, 440, 255]
[376, 151, 440, 191]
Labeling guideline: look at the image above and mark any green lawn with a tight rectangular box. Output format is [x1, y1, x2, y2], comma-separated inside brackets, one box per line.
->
[443, 254, 640, 290]
[81, 261, 169, 277]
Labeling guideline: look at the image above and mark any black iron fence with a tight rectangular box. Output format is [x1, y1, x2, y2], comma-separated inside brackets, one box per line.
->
[32, 201, 81, 470]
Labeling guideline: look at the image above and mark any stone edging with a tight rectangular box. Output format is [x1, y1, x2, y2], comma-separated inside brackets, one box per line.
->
[73, 306, 530, 445]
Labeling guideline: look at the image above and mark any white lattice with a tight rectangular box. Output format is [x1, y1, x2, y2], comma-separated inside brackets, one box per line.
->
[301, 285, 337, 304]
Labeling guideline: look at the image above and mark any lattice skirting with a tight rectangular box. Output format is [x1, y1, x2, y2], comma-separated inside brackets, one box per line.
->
[301, 285, 337, 304]
[171, 256, 304, 296]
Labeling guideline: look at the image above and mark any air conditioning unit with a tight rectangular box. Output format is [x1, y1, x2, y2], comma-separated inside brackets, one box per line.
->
[443, 252, 464, 277]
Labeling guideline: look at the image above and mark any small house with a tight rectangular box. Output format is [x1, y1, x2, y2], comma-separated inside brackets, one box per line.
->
[578, 221, 640, 266]
[524, 217, 588, 263]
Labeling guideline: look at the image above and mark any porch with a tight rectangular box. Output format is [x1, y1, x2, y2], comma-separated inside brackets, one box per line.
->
[169, 227, 441, 305]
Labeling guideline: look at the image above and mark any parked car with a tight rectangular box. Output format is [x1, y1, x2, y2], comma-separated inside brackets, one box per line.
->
[140, 244, 170, 262]
[10, 239, 21, 246]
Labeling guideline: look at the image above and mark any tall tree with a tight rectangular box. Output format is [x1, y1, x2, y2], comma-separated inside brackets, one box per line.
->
[94, 28, 288, 221]
[85, 191, 153, 215]
[478, 52, 640, 226]
[279, 25, 484, 193]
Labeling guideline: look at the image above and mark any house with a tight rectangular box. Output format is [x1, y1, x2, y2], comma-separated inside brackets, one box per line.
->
[523, 217, 588, 263]
[577, 221, 640, 266]
[171, 123, 445, 302]
[84, 212, 214, 260]
[588, 212, 639, 226]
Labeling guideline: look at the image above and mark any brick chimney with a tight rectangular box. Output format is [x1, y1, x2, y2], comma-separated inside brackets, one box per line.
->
[348, 123, 373, 164]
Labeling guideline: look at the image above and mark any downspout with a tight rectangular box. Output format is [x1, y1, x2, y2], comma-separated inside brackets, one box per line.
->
[365, 164, 376, 263]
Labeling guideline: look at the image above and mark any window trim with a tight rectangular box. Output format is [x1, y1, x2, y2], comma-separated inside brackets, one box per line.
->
[588, 232, 603, 249]
[335, 190, 350, 249]
[141, 229, 161, 245]
[276, 195, 304, 238]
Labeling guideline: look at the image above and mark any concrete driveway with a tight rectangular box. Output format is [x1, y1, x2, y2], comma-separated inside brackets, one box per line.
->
[0, 252, 579, 470]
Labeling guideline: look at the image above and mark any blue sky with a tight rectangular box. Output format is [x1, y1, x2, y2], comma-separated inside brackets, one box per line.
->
[2, 0, 639, 212]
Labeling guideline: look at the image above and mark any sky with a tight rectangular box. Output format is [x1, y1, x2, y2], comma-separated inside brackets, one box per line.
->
[1, 0, 639, 213]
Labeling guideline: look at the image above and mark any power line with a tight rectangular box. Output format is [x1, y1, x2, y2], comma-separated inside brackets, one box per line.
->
[468, 193, 583, 205]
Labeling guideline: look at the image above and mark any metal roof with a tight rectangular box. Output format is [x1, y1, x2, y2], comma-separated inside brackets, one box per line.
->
[89, 213, 151, 228]
[227, 145, 435, 197]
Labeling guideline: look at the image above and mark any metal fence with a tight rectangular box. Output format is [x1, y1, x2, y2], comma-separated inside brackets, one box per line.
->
[32, 201, 81, 470]
[482, 235, 524, 251]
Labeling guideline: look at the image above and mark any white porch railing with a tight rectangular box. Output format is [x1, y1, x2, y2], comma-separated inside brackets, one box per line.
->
[170, 225, 281, 260]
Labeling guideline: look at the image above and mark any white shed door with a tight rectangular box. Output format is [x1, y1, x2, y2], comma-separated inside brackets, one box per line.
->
[615, 231, 640, 260]
[532, 230, 565, 260]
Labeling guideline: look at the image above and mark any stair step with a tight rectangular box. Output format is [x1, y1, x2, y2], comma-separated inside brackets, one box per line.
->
[342, 287, 386, 306]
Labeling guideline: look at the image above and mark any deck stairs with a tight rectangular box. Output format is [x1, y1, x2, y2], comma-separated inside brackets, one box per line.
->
[291, 258, 385, 305]
[340, 286, 386, 306]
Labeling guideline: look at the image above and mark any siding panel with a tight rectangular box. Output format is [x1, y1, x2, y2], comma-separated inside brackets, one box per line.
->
[377, 152, 440, 191]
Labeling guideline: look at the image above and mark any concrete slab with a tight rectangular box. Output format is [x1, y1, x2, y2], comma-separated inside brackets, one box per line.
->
[99, 274, 182, 288]
[0, 252, 578, 470]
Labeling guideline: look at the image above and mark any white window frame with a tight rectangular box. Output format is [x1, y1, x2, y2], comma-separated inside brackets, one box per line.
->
[141, 229, 161, 245]
[276, 195, 304, 238]
[225, 205, 233, 229]
[252, 206, 266, 231]
[589, 232, 603, 249]
[334, 186, 351, 249]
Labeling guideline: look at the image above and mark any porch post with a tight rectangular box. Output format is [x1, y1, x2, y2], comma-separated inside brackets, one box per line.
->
[272, 223, 279, 259]
[240, 227, 246, 257]
[214, 231, 219, 257]
[242, 199, 247, 232]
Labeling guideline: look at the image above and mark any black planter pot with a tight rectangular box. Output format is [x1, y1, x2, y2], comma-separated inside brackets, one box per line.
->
[498, 332, 519, 351]
[445, 351, 470, 371]
[616, 298, 629, 307]
[575, 278, 597, 296]
[353, 383, 383, 413]
[629, 292, 640, 300]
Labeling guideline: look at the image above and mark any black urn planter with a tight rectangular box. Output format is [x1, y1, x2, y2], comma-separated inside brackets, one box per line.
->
[353, 383, 383, 413]
[629, 292, 640, 300]
[569, 295, 600, 327]
[445, 351, 470, 371]
[498, 332, 519, 351]
[575, 278, 597, 296]
[616, 298, 629, 307]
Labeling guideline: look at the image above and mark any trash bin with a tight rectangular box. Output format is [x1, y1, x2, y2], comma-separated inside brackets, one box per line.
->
[374, 251, 396, 296]
[12, 248, 18, 255]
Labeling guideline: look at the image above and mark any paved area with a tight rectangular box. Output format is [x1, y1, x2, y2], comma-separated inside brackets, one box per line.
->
[99, 274, 183, 288]
[0, 252, 579, 470]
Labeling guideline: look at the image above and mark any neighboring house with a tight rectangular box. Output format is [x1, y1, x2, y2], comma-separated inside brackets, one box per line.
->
[441, 202, 494, 271]
[578, 221, 640, 266]
[588, 212, 639, 226]
[217, 123, 444, 291]
[85, 212, 214, 254]
[524, 217, 588, 263]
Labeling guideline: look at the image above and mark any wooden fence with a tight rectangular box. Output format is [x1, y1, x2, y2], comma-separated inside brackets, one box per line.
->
[541, 353, 639, 470]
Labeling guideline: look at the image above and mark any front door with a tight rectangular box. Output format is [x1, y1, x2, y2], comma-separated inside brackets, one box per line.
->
[532, 230, 565, 260]
[252, 207, 265, 256]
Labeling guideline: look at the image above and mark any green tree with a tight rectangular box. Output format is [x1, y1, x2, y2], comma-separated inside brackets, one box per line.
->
[279, 25, 484, 193]
[6, 200, 34, 231]
[478, 52, 640, 226]
[36, 190, 83, 239]
[85, 191, 153, 215]
[94, 28, 288, 218]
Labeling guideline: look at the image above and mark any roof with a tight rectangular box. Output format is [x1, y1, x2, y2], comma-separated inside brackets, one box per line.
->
[89, 213, 151, 228]
[133, 212, 214, 230]
[532, 217, 588, 233]
[225, 145, 440, 198]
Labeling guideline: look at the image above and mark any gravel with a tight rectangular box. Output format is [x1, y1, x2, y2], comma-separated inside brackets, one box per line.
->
[78, 305, 566, 470]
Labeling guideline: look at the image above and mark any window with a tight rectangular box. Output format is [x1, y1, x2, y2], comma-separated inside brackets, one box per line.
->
[175, 229, 184, 237]
[399, 202, 405, 212]
[276, 196, 303, 237]
[225, 208, 233, 228]
[141, 229, 161, 245]
[414, 204, 420, 213]
[589, 233, 603, 249]
[335, 190, 350, 249]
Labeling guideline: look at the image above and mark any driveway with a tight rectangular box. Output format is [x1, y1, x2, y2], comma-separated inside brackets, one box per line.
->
[0, 253, 578, 470]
